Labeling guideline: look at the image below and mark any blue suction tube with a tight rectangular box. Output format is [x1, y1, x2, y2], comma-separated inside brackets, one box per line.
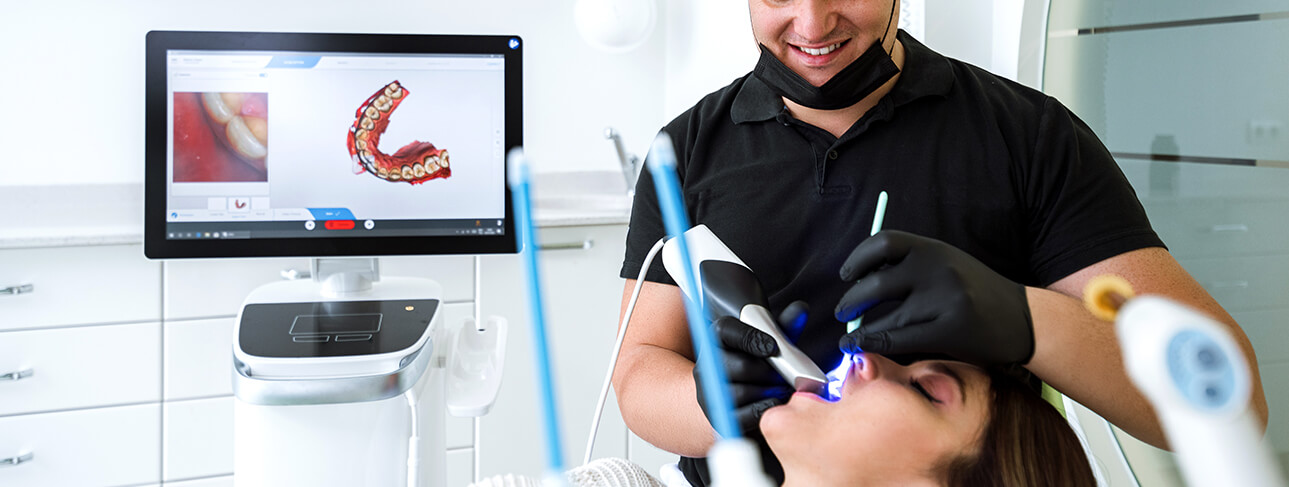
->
[646, 134, 742, 440]
[506, 148, 569, 483]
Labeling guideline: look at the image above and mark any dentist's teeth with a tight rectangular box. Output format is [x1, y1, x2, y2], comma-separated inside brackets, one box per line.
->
[798, 43, 841, 56]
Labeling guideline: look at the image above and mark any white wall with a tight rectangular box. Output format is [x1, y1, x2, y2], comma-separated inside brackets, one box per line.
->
[0, 0, 668, 186]
[661, 0, 758, 119]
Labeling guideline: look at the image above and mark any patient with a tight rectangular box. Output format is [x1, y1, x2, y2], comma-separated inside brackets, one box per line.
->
[761, 353, 1096, 487]
[473, 354, 1095, 487]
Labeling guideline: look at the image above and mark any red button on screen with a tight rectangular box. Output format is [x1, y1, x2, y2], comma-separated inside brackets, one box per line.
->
[324, 220, 355, 230]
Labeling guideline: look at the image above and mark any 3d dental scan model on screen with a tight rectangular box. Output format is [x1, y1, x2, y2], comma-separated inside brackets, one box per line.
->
[144, 30, 522, 487]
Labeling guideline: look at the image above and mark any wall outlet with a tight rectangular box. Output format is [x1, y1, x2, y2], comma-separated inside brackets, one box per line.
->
[1248, 119, 1283, 143]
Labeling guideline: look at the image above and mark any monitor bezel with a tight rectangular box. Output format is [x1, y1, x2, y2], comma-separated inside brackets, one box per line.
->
[144, 30, 521, 259]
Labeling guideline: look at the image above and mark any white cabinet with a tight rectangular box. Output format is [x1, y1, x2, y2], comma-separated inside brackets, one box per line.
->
[1, 222, 651, 486]
[0, 321, 161, 416]
[163, 255, 474, 321]
[477, 223, 637, 479]
[0, 403, 161, 487]
[0, 244, 162, 487]
[0, 245, 160, 332]
[163, 397, 234, 482]
[447, 448, 474, 487]
[157, 258, 479, 485]
[164, 317, 235, 401]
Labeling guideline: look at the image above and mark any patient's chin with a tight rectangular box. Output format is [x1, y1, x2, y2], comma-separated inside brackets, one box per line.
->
[758, 405, 794, 453]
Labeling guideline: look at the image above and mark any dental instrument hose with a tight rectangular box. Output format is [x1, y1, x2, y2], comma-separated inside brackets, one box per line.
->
[647, 134, 773, 487]
[508, 148, 571, 487]
[646, 134, 740, 440]
[406, 388, 420, 487]
[583, 237, 667, 466]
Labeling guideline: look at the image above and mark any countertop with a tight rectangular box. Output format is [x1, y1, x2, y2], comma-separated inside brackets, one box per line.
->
[0, 171, 632, 250]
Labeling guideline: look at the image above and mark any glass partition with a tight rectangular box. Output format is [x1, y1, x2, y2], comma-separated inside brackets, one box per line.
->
[1043, 1, 1289, 484]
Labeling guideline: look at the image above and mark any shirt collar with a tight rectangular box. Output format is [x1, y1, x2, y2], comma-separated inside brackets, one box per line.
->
[731, 30, 955, 124]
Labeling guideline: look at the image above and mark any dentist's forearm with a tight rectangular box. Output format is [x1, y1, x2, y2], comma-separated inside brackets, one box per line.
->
[1024, 286, 1170, 449]
[613, 344, 716, 457]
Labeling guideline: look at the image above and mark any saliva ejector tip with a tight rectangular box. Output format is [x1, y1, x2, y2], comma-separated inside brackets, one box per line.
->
[1083, 274, 1135, 321]
[647, 133, 678, 171]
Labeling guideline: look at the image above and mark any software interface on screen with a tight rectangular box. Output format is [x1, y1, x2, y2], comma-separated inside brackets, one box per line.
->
[164, 49, 507, 241]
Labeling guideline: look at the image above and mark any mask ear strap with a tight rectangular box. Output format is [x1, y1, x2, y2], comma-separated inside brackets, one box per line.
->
[880, 0, 898, 53]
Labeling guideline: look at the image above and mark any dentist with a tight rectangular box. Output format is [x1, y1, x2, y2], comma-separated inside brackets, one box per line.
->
[613, 1, 1267, 485]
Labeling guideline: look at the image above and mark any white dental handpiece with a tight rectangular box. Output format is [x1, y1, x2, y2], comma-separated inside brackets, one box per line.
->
[1116, 295, 1286, 487]
[661, 225, 829, 396]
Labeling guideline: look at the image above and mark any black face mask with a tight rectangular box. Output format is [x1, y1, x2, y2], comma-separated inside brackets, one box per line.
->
[751, 1, 901, 110]
[752, 39, 900, 111]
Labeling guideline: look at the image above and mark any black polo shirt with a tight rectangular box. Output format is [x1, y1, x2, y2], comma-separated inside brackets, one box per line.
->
[620, 31, 1162, 485]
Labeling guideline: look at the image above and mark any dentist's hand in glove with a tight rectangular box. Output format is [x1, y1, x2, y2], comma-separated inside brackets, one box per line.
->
[693, 301, 808, 437]
[834, 230, 1035, 367]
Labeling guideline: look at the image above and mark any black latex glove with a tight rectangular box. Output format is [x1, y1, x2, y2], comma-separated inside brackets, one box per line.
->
[693, 301, 808, 437]
[834, 230, 1035, 367]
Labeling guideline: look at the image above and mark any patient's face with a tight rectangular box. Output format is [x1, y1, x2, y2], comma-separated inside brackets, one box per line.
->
[761, 354, 990, 485]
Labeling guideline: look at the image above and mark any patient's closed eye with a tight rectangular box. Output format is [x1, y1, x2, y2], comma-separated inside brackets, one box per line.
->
[910, 379, 941, 404]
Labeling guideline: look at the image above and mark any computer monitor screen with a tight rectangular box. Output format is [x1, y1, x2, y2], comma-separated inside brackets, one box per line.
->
[144, 31, 521, 258]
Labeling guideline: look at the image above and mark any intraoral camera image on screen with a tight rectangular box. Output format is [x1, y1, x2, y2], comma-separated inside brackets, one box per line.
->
[145, 32, 521, 258]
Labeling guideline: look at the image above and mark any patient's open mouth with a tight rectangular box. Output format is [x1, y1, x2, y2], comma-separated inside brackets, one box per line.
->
[345, 81, 451, 185]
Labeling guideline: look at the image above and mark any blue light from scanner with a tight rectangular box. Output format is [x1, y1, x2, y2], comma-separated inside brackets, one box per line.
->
[824, 352, 860, 402]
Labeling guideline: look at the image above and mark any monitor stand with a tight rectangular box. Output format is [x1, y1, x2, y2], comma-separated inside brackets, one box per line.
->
[313, 257, 382, 297]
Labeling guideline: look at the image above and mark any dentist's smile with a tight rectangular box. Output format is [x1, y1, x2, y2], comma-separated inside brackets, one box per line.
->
[789, 39, 850, 66]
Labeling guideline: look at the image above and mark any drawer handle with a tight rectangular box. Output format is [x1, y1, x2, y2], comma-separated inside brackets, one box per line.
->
[281, 269, 311, 280]
[1210, 224, 1249, 233]
[1, 284, 33, 296]
[1, 452, 33, 468]
[539, 239, 594, 251]
[1, 369, 33, 381]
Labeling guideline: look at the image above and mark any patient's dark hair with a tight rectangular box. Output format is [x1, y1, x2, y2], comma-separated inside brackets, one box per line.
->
[941, 368, 1097, 487]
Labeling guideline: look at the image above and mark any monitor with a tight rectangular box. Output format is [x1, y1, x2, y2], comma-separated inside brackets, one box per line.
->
[144, 31, 521, 259]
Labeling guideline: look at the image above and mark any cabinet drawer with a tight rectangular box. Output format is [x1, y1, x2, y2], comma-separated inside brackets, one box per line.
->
[164, 397, 233, 482]
[163, 257, 310, 321]
[0, 403, 161, 487]
[165, 476, 232, 487]
[1179, 254, 1289, 313]
[440, 302, 476, 450]
[164, 256, 474, 321]
[447, 448, 473, 487]
[1144, 198, 1289, 259]
[0, 244, 159, 331]
[478, 224, 630, 479]
[164, 318, 234, 401]
[0, 322, 161, 416]
[379, 255, 475, 302]
[1234, 308, 1289, 365]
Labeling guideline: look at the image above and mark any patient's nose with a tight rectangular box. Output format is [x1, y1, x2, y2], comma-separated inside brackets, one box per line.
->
[853, 352, 881, 381]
